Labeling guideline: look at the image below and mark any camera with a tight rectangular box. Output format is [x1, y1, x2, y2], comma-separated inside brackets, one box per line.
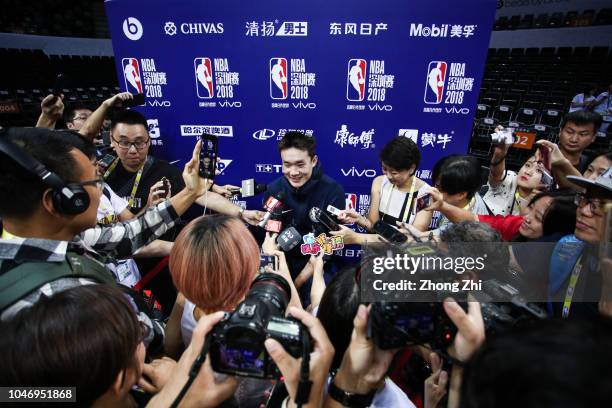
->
[490, 128, 514, 145]
[368, 279, 546, 351]
[368, 301, 457, 351]
[209, 273, 310, 379]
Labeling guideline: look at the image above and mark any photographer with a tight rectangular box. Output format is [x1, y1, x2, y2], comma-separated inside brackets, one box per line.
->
[484, 129, 546, 216]
[429, 155, 491, 231]
[536, 141, 611, 191]
[0, 128, 210, 327]
[424, 187, 576, 242]
[460, 317, 612, 407]
[1, 284, 149, 407]
[317, 266, 416, 408]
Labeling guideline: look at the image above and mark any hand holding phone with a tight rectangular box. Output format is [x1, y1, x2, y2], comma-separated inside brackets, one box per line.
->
[372, 220, 408, 244]
[538, 144, 551, 172]
[415, 193, 433, 213]
[259, 254, 279, 274]
[121, 93, 145, 108]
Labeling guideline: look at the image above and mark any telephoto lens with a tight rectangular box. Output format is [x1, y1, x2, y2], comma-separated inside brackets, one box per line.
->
[209, 273, 310, 378]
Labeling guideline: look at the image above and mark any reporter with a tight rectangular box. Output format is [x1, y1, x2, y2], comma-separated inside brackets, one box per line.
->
[265, 306, 335, 408]
[318, 266, 416, 407]
[337, 136, 431, 237]
[460, 317, 612, 408]
[0, 285, 147, 408]
[429, 155, 491, 231]
[484, 131, 545, 216]
[425, 187, 576, 241]
[165, 214, 260, 357]
[145, 311, 238, 408]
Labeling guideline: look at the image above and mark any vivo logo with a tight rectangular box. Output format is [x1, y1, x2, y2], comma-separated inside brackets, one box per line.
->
[341, 167, 377, 178]
[291, 101, 316, 109]
[368, 104, 393, 111]
[410, 23, 449, 37]
[147, 100, 171, 107]
[218, 100, 242, 108]
[445, 106, 470, 115]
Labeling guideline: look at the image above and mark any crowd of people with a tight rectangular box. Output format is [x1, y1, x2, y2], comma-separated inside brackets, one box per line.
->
[0, 91, 610, 408]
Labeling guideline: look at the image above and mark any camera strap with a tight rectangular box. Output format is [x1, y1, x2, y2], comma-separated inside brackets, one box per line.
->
[294, 329, 313, 408]
[170, 333, 213, 408]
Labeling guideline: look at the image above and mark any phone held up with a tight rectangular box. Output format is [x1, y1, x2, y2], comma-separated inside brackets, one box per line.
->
[198, 133, 218, 180]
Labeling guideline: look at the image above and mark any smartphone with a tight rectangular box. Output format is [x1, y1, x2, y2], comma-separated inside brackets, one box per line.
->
[52, 73, 69, 97]
[539, 170, 554, 191]
[198, 133, 218, 179]
[158, 177, 171, 197]
[259, 254, 279, 274]
[538, 145, 551, 172]
[97, 153, 116, 170]
[122, 93, 146, 107]
[372, 220, 408, 243]
[326, 205, 342, 217]
[415, 193, 432, 213]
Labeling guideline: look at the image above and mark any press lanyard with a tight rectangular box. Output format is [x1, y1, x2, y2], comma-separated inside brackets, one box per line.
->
[383, 176, 416, 223]
[97, 200, 116, 225]
[510, 188, 526, 215]
[562, 256, 583, 318]
[103, 158, 145, 209]
[1, 229, 19, 240]
[439, 197, 475, 227]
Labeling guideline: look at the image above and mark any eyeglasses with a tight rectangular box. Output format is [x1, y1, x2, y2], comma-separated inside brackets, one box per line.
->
[574, 193, 604, 215]
[111, 135, 150, 150]
[78, 177, 104, 190]
[71, 115, 90, 122]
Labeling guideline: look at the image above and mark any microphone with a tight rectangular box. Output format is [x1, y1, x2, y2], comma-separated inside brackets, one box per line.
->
[231, 179, 267, 198]
[242, 179, 267, 197]
[258, 192, 286, 228]
[277, 227, 301, 251]
[309, 207, 341, 232]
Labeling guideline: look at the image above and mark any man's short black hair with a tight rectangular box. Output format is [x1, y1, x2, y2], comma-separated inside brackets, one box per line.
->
[561, 110, 603, 131]
[461, 317, 612, 408]
[63, 103, 92, 123]
[436, 155, 481, 199]
[278, 131, 316, 158]
[0, 128, 94, 219]
[379, 136, 421, 172]
[110, 109, 148, 131]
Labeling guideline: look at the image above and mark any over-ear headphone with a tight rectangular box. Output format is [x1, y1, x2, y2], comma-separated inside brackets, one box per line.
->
[0, 133, 90, 215]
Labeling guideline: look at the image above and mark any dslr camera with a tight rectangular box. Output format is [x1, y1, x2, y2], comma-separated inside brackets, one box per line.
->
[368, 279, 546, 351]
[209, 273, 310, 379]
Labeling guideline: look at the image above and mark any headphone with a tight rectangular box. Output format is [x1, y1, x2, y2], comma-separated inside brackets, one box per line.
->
[0, 134, 90, 215]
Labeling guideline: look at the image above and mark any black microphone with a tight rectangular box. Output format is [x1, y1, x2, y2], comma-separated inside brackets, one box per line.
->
[308, 207, 341, 232]
[258, 192, 286, 228]
[277, 227, 302, 251]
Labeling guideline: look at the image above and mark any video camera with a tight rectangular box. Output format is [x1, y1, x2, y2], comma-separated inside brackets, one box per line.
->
[209, 273, 311, 379]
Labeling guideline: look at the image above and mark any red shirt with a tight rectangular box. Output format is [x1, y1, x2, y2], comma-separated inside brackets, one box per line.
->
[477, 214, 524, 241]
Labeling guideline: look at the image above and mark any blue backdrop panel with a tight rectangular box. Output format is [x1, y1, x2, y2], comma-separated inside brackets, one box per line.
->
[105, 0, 495, 215]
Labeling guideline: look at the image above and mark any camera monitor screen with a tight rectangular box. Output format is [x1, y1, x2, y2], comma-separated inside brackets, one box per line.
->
[217, 344, 265, 373]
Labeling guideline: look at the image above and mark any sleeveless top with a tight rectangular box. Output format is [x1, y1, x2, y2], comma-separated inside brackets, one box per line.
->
[378, 176, 431, 226]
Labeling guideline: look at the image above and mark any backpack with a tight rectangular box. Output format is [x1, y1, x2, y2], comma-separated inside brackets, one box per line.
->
[0, 251, 115, 312]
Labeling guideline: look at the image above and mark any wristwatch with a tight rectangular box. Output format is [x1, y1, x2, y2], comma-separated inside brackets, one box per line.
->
[328, 378, 376, 408]
[238, 206, 245, 218]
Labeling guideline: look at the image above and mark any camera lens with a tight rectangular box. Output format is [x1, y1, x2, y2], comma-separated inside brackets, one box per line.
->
[248, 273, 291, 316]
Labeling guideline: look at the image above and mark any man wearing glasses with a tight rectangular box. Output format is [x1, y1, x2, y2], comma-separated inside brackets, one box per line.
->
[0, 128, 210, 351]
[548, 167, 612, 318]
